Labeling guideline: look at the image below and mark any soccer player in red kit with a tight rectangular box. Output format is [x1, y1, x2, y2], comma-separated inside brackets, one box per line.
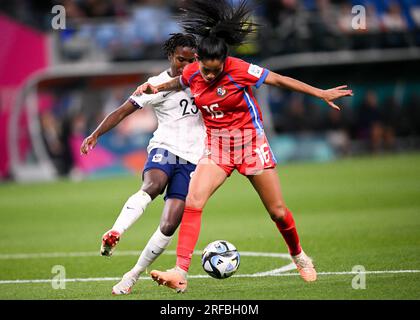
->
[135, 0, 353, 293]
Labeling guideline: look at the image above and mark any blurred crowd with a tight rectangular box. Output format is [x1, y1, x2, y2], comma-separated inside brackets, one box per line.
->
[269, 84, 420, 154]
[38, 85, 157, 176]
[38, 79, 420, 177]
[260, 0, 420, 55]
[1, 0, 419, 176]
[1, 0, 419, 60]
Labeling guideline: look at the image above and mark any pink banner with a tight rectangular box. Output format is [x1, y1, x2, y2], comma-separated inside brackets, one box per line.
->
[0, 14, 48, 179]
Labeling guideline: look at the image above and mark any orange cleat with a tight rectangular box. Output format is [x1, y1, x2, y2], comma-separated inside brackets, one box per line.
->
[150, 267, 188, 293]
[292, 251, 317, 282]
[100, 230, 121, 257]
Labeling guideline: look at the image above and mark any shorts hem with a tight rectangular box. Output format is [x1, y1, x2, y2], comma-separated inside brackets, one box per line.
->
[164, 194, 187, 201]
[142, 166, 170, 180]
[200, 157, 233, 177]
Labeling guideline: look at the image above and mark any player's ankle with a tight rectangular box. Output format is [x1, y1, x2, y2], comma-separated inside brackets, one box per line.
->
[128, 268, 141, 280]
[174, 265, 188, 279]
[291, 248, 304, 258]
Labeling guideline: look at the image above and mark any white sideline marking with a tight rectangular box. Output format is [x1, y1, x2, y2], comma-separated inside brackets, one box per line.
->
[1, 250, 418, 285]
[0, 250, 292, 260]
[251, 263, 297, 276]
[0, 270, 419, 285]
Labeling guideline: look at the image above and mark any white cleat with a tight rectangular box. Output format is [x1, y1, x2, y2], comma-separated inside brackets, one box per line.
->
[292, 251, 317, 282]
[112, 271, 138, 295]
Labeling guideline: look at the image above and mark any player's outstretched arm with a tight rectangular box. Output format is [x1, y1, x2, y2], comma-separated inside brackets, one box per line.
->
[264, 71, 353, 110]
[133, 77, 182, 96]
[80, 100, 137, 155]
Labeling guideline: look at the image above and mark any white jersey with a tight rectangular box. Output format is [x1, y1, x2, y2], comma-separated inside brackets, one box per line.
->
[129, 70, 206, 164]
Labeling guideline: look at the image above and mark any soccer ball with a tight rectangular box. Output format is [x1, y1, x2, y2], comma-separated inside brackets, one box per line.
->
[201, 240, 240, 279]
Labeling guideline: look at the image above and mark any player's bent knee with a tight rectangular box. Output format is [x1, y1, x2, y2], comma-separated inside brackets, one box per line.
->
[185, 192, 207, 209]
[159, 221, 177, 237]
[141, 181, 165, 199]
[185, 195, 205, 209]
[268, 204, 287, 222]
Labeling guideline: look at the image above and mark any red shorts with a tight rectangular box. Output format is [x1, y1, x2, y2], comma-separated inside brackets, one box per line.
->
[202, 130, 277, 177]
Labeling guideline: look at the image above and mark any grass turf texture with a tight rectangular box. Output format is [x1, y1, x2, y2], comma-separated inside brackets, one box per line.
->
[0, 153, 419, 300]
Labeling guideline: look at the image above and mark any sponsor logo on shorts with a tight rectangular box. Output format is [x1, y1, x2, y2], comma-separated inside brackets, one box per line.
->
[152, 154, 163, 163]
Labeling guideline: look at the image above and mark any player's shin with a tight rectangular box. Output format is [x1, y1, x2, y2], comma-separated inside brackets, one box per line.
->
[112, 190, 152, 234]
[274, 208, 302, 256]
[274, 208, 317, 282]
[176, 207, 203, 272]
[130, 227, 173, 277]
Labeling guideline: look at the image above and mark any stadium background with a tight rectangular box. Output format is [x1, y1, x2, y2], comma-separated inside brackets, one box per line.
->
[0, 0, 419, 300]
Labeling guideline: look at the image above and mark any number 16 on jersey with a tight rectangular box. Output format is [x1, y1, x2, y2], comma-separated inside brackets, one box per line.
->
[255, 143, 271, 165]
[202, 103, 224, 119]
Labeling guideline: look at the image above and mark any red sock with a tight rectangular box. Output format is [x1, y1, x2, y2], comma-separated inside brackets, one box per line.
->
[176, 207, 203, 272]
[274, 208, 302, 256]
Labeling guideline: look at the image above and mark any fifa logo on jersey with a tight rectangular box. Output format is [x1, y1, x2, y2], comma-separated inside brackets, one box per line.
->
[216, 86, 227, 97]
[152, 154, 163, 163]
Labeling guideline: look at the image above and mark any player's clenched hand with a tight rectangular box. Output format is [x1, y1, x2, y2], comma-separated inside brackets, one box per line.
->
[80, 135, 98, 155]
[133, 82, 159, 95]
[320, 85, 353, 111]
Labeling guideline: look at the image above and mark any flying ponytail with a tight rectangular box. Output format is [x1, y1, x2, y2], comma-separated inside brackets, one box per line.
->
[178, 0, 258, 60]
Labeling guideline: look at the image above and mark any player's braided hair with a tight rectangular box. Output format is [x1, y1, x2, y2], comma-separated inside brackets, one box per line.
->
[178, 0, 258, 61]
[163, 33, 197, 57]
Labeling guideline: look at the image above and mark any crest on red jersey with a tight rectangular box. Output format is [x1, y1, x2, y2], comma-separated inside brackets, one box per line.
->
[216, 86, 227, 97]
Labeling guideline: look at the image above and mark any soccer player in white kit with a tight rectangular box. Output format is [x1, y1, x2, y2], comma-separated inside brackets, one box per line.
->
[80, 33, 206, 295]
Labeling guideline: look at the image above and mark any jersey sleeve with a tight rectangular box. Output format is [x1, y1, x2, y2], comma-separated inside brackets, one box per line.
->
[233, 59, 270, 89]
[180, 62, 199, 88]
[128, 93, 156, 109]
[128, 76, 161, 108]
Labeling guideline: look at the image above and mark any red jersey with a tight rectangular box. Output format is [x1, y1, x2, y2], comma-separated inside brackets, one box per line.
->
[180, 56, 269, 135]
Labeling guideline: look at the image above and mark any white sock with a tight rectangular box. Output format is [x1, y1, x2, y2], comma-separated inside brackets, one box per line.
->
[130, 227, 173, 278]
[112, 190, 152, 234]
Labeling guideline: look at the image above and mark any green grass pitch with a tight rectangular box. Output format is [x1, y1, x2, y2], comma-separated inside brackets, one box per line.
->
[0, 153, 419, 300]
